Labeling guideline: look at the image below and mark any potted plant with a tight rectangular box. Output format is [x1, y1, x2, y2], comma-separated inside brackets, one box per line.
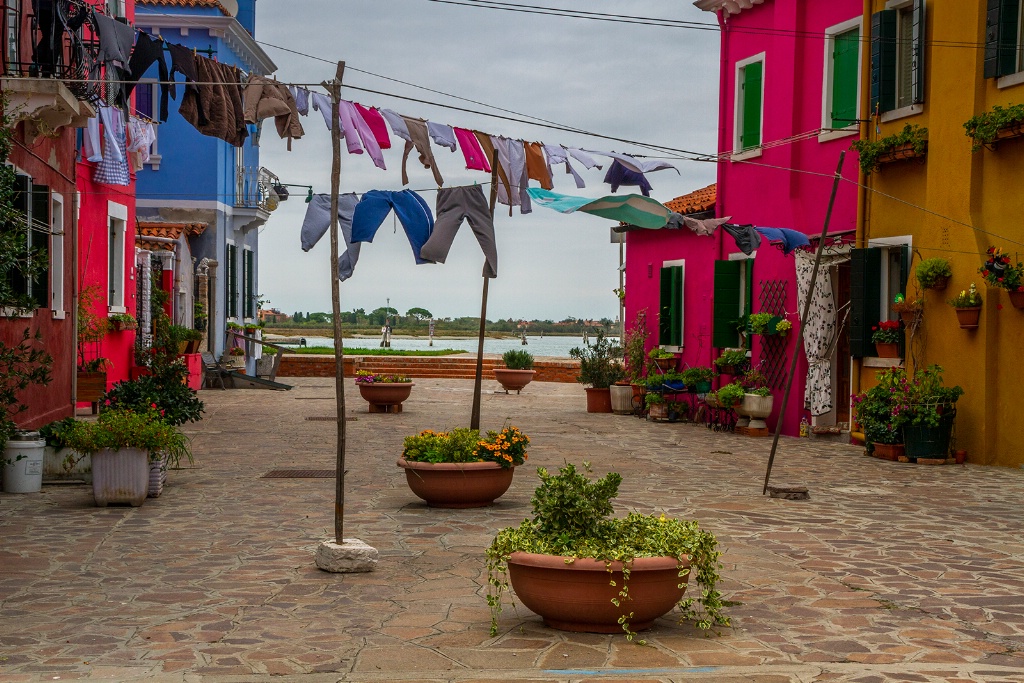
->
[979, 246, 1024, 309]
[852, 367, 908, 460]
[397, 425, 528, 507]
[902, 365, 963, 462]
[747, 313, 773, 335]
[916, 257, 952, 291]
[77, 285, 109, 410]
[570, 333, 625, 413]
[948, 283, 983, 329]
[39, 416, 91, 484]
[355, 370, 414, 413]
[871, 320, 902, 358]
[681, 366, 714, 395]
[645, 392, 667, 420]
[851, 123, 928, 175]
[647, 347, 676, 372]
[714, 349, 747, 376]
[622, 310, 650, 387]
[223, 346, 246, 370]
[891, 296, 923, 327]
[739, 368, 773, 432]
[108, 312, 138, 332]
[244, 322, 258, 335]
[494, 349, 536, 394]
[715, 382, 746, 410]
[963, 102, 1024, 152]
[485, 463, 728, 638]
[774, 319, 792, 336]
[62, 408, 191, 507]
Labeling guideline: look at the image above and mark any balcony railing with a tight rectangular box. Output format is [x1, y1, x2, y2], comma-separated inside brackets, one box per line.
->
[235, 165, 279, 212]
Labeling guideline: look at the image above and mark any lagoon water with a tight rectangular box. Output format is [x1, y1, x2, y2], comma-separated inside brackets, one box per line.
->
[270, 335, 616, 359]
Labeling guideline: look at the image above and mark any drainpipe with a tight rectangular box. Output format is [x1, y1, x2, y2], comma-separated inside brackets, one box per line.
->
[715, 9, 729, 380]
[71, 191, 79, 411]
[851, 0, 873, 423]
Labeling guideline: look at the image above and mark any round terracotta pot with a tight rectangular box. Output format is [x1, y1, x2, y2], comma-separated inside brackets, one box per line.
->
[874, 342, 899, 358]
[1008, 290, 1024, 310]
[396, 458, 514, 508]
[357, 381, 414, 406]
[584, 387, 613, 413]
[955, 307, 981, 329]
[507, 552, 690, 633]
[493, 368, 536, 394]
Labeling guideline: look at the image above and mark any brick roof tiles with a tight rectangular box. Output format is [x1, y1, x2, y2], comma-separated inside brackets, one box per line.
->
[135, 0, 232, 16]
[664, 183, 716, 215]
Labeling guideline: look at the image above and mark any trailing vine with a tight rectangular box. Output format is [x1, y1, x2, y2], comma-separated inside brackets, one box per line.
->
[963, 103, 1024, 152]
[851, 123, 928, 175]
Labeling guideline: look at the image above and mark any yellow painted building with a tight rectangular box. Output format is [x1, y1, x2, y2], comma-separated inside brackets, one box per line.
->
[855, 0, 1024, 466]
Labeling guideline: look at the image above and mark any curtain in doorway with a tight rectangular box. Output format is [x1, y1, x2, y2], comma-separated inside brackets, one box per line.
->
[175, 237, 195, 329]
[794, 250, 850, 416]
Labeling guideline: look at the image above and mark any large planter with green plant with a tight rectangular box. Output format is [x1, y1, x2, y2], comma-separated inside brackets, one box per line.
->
[622, 310, 650, 387]
[570, 333, 625, 413]
[487, 463, 727, 637]
[902, 366, 963, 461]
[494, 350, 536, 394]
[681, 366, 714, 395]
[40, 417, 90, 484]
[398, 426, 528, 507]
[853, 367, 907, 460]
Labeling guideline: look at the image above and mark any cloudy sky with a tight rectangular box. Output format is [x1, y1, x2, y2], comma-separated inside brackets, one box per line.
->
[254, 0, 720, 321]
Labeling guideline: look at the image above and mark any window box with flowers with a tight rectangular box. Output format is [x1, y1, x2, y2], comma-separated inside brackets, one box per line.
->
[851, 124, 928, 175]
[397, 425, 528, 507]
[948, 284, 983, 329]
[980, 246, 1024, 310]
[871, 320, 902, 358]
[108, 312, 137, 332]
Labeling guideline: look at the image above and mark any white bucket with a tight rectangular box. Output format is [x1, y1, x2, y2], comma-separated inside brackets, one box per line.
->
[3, 433, 46, 493]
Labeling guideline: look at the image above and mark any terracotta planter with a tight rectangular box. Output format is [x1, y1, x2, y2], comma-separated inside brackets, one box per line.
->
[652, 357, 676, 372]
[609, 384, 633, 414]
[877, 141, 927, 166]
[396, 458, 514, 508]
[954, 306, 981, 329]
[954, 449, 967, 465]
[1009, 291, 1024, 310]
[874, 342, 900, 358]
[898, 309, 921, 326]
[493, 368, 536, 394]
[357, 381, 414, 410]
[871, 442, 905, 461]
[584, 387, 613, 413]
[717, 364, 737, 375]
[925, 275, 949, 291]
[507, 552, 690, 633]
[92, 447, 151, 507]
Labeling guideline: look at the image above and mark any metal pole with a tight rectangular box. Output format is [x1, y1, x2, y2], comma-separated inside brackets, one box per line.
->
[325, 61, 347, 543]
[763, 151, 846, 494]
[470, 153, 501, 430]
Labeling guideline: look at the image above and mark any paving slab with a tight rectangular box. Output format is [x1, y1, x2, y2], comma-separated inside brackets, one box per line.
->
[2, 378, 1024, 682]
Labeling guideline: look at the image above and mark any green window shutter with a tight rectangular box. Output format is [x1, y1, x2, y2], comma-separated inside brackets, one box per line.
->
[8, 175, 30, 297]
[658, 265, 683, 347]
[226, 244, 237, 318]
[831, 28, 860, 128]
[911, 0, 926, 104]
[30, 183, 50, 309]
[743, 259, 754, 316]
[849, 247, 882, 358]
[985, 0, 1003, 78]
[740, 61, 762, 149]
[998, 0, 1020, 77]
[244, 250, 255, 318]
[870, 10, 897, 114]
[713, 260, 743, 349]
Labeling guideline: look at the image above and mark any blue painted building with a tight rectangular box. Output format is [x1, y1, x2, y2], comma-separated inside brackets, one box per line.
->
[134, 0, 278, 364]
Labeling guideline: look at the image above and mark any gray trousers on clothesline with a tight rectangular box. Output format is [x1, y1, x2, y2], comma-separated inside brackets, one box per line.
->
[299, 193, 362, 281]
[420, 185, 498, 278]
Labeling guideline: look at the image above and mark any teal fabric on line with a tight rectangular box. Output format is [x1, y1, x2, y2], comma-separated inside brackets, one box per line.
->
[527, 188, 671, 229]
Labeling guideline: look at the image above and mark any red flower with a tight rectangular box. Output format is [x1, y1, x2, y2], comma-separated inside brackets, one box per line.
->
[998, 277, 1004, 282]
[150, 403, 157, 409]
[871, 326, 878, 331]
[997, 304, 1004, 310]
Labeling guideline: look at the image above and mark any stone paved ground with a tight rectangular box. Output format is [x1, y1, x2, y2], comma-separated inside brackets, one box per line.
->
[2, 378, 1024, 683]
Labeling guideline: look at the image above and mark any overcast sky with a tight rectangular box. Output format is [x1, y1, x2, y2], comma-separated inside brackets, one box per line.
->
[255, 0, 720, 321]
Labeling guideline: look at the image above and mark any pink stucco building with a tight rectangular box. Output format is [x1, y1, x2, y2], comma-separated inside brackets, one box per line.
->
[625, 0, 862, 435]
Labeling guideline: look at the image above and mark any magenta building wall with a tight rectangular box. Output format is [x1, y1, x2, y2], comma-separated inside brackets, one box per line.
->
[626, 0, 862, 436]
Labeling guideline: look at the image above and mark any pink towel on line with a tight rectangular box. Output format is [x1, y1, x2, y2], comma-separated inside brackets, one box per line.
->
[454, 127, 491, 172]
[354, 103, 391, 150]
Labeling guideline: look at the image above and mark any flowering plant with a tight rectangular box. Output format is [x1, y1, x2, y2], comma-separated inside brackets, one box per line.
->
[60, 408, 191, 462]
[948, 283, 983, 308]
[853, 368, 910, 445]
[355, 370, 410, 384]
[402, 425, 529, 469]
[979, 246, 1024, 292]
[229, 347, 245, 356]
[870, 320, 901, 344]
[775, 319, 792, 332]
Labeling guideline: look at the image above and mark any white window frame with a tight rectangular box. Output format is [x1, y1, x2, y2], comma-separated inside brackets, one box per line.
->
[135, 78, 161, 168]
[733, 52, 766, 160]
[820, 17, 863, 143]
[868, 234, 912, 324]
[50, 192, 65, 318]
[226, 238, 238, 322]
[727, 251, 756, 357]
[660, 258, 685, 353]
[107, 201, 128, 313]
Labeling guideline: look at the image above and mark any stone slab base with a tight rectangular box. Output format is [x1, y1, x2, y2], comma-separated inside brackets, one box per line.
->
[767, 485, 810, 500]
[315, 538, 378, 573]
[368, 403, 402, 413]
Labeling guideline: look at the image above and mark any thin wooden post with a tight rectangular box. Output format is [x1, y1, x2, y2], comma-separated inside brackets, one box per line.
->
[326, 61, 347, 542]
[763, 151, 846, 494]
[470, 153, 501, 430]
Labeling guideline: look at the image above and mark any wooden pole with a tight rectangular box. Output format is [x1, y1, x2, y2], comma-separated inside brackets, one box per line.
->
[326, 61, 346, 543]
[763, 151, 846, 494]
[470, 153, 501, 430]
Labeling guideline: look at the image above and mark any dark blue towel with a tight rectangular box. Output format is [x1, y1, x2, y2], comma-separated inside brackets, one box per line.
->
[603, 160, 653, 197]
[755, 227, 811, 255]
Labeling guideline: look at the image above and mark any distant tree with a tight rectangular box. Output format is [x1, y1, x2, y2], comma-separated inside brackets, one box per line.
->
[406, 307, 432, 321]
[293, 312, 304, 323]
[307, 312, 332, 324]
[369, 307, 399, 325]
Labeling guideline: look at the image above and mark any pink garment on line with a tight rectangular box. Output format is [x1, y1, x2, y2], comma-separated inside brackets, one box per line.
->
[338, 100, 386, 170]
[354, 103, 391, 150]
[454, 127, 491, 172]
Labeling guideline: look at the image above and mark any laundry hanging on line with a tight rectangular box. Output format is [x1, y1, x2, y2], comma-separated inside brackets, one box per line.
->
[527, 188, 671, 229]
[420, 185, 499, 278]
[677, 215, 731, 236]
[351, 190, 436, 268]
[754, 227, 811, 255]
[604, 160, 653, 197]
[299, 193, 363, 281]
[722, 224, 762, 255]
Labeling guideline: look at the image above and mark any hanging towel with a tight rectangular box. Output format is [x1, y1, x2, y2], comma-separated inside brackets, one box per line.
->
[400, 116, 443, 187]
[543, 144, 585, 189]
[354, 103, 391, 150]
[506, 139, 531, 214]
[754, 227, 811, 255]
[94, 106, 130, 185]
[351, 190, 435, 266]
[243, 75, 304, 143]
[568, 148, 603, 170]
[525, 142, 553, 190]
[125, 32, 169, 121]
[83, 114, 103, 163]
[680, 215, 731, 236]
[421, 185, 499, 278]
[723, 223, 762, 255]
[289, 86, 310, 116]
[338, 100, 385, 169]
[380, 108, 412, 142]
[299, 193, 362, 281]
[310, 92, 334, 130]
[527, 188, 671, 229]
[604, 160, 653, 197]
[426, 121, 457, 152]
[454, 127, 490, 172]
[586, 150, 679, 175]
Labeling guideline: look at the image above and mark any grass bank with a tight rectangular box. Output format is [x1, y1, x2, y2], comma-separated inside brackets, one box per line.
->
[283, 346, 467, 356]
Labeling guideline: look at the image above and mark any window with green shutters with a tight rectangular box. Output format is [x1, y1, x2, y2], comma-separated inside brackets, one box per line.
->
[243, 249, 255, 319]
[830, 27, 860, 128]
[870, 1, 925, 115]
[226, 244, 237, 318]
[985, 0, 1024, 78]
[736, 57, 763, 151]
[658, 262, 684, 348]
[30, 182, 50, 309]
[850, 245, 910, 358]
[712, 259, 753, 349]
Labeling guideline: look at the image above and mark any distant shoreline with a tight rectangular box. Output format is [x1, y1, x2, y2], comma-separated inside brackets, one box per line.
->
[262, 328, 603, 340]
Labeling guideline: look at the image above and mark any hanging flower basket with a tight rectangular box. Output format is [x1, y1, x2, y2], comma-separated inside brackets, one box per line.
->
[876, 141, 928, 166]
[1009, 291, 1024, 310]
[954, 307, 981, 329]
